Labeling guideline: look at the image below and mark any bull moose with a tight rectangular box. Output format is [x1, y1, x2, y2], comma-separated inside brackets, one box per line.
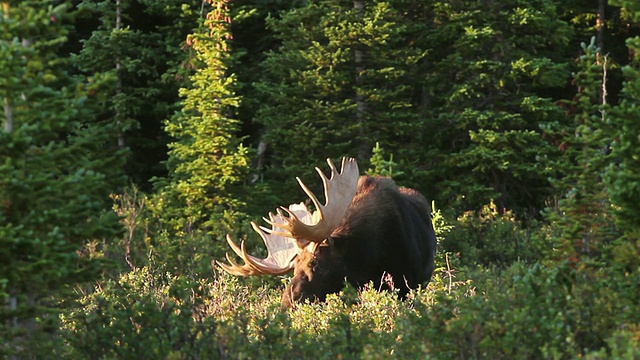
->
[216, 157, 437, 308]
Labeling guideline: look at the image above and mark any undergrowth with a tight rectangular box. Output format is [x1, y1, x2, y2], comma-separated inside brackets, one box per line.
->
[22, 201, 640, 359]
[52, 257, 640, 359]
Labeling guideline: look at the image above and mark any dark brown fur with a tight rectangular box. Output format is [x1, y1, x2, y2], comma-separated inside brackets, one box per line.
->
[281, 176, 437, 307]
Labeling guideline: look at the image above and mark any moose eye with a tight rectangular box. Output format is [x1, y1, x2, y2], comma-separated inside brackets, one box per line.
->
[310, 259, 319, 271]
[299, 272, 309, 281]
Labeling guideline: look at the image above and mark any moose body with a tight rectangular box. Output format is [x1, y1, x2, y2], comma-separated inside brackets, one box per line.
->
[282, 175, 436, 306]
[217, 158, 437, 308]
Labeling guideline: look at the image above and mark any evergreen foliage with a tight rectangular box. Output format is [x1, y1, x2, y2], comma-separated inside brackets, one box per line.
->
[0, 1, 124, 355]
[365, 142, 403, 178]
[153, 0, 249, 239]
[604, 2, 640, 315]
[74, 0, 201, 187]
[442, 202, 551, 267]
[254, 0, 426, 202]
[542, 37, 618, 262]
[607, 0, 640, 240]
[420, 0, 573, 213]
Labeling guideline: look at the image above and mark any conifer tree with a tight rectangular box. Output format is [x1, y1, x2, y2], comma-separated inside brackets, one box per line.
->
[420, 0, 573, 214]
[74, 0, 201, 186]
[607, 0, 640, 240]
[603, 0, 640, 331]
[0, 1, 124, 355]
[254, 0, 426, 202]
[155, 0, 249, 236]
[542, 38, 616, 261]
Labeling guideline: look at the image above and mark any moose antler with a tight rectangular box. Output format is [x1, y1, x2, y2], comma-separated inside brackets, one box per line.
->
[216, 157, 359, 276]
[266, 157, 359, 243]
[216, 203, 312, 276]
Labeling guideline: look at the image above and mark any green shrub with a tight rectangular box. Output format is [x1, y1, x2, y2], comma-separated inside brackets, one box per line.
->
[407, 260, 640, 359]
[58, 257, 640, 359]
[60, 267, 276, 359]
[54, 209, 640, 359]
[442, 201, 551, 267]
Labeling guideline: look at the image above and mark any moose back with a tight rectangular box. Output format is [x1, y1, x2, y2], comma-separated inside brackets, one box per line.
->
[216, 157, 437, 308]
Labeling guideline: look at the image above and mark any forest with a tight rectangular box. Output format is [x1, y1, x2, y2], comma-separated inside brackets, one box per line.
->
[2, 0, 640, 358]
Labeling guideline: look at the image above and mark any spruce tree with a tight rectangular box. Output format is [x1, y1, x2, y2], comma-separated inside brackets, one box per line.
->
[420, 0, 573, 214]
[607, 0, 640, 240]
[155, 0, 249, 236]
[542, 38, 616, 262]
[603, 0, 640, 332]
[74, 0, 201, 187]
[0, 1, 124, 355]
[254, 0, 426, 202]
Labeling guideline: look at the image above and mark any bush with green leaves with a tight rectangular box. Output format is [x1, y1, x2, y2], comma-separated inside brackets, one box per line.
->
[58, 263, 467, 359]
[442, 202, 551, 268]
[56, 230, 640, 359]
[61, 267, 281, 359]
[400, 260, 640, 359]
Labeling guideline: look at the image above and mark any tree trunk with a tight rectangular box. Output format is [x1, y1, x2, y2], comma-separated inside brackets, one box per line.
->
[353, 0, 368, 162]
[2, 3, 11, 133]
[3, 96, 12, 133]
[115, 0, 125, 149]
[251, 136, 269, 184]
[596, 0, 606, 54]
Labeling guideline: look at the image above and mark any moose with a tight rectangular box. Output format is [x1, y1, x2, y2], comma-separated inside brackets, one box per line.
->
[216, 157, 437, 308]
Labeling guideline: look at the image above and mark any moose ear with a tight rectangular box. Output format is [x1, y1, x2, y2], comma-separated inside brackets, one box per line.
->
[301, 241, 319, 254]
[303, 237, 334, 253]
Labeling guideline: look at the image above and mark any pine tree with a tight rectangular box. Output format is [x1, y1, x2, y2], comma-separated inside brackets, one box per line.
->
[154, 0, 249, 236]
[420, 0, 573, 214]
[542, 38, 616, 262]
[366, 142, 404, 178]
[602, 0, 640, 332]
[0, 1, 124, 355]
[607, 0, 640, 239]
[254, 0, 427, 202]
[74, 0, 201, 187]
